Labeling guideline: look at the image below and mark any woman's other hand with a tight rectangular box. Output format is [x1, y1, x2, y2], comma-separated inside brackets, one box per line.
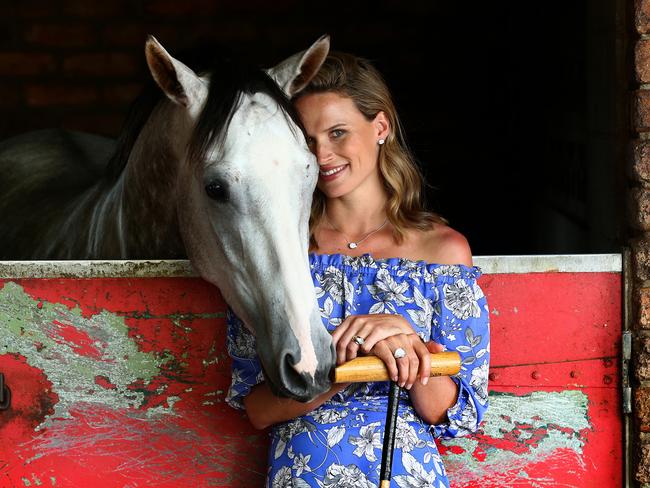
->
[331, 314, 438, 389]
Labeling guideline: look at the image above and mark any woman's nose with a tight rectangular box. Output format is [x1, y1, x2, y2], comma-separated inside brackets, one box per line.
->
[314, 141, 333, 163]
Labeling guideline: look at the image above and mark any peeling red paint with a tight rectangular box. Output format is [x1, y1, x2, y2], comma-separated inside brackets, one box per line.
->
[49, 320, 105, 359]
[94, 375, 117, 390]
[0, 268, 623, 486]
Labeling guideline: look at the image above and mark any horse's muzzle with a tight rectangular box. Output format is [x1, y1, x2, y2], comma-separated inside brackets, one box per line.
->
[264, 342, 336, 402]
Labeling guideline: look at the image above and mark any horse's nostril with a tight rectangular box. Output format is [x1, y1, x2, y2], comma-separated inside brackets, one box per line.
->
[269, 353, 333, 402]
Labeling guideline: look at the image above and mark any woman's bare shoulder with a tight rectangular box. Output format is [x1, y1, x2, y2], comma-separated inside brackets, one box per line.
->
[419, 223, 473, 267]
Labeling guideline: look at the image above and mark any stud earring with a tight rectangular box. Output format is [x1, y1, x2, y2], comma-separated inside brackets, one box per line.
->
[378, 139, 385, 145]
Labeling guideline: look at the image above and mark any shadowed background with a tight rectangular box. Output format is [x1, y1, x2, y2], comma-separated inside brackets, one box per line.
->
[0, 0, 628, 256]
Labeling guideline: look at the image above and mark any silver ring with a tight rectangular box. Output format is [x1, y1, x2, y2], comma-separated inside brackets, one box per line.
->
[393, 347, 407, 359]
[353, 335, 365, 346]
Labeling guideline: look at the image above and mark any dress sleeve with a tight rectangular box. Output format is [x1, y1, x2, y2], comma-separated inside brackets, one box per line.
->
[225, 308, 265, 410]
[430, 270, 490, 439]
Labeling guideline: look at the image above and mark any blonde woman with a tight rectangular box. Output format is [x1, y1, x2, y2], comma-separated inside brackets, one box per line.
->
[227, 52, 490, 487]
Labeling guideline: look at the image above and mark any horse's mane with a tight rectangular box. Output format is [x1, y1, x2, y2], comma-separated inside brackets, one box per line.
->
[104, 46, 304, 181]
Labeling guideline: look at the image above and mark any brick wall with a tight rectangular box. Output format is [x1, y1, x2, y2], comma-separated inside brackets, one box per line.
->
[633, 0, 650, 485]
[0, 0, 436, 140]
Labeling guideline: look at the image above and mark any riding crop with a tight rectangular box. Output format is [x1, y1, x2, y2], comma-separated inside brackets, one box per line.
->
[333, 352, 461, 487]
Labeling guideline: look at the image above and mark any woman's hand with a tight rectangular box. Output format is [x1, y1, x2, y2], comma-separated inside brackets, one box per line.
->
[331, 314, 435, 389]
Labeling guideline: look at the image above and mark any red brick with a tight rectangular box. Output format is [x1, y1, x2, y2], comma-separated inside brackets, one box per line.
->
[639, 287, 650, 328]
[25, 84, 98, 107]
[636, 336, 650, 382]
[638, 443, 650, 483]
[0, 1, 57, 18]
[0, 84, 21, 107]
[633, 237, 650, 282]
[63, 53, 141, 77]
[638, 39, 650, 84]
[0, 53, 56, 76]
[638, 0, 650, 34]
[636, 90, 650, 131]
[101, 83, 143, 105]
[636, 387, 650, 431]
[24, 24, 98, 48]
[101, 24, 179, 48]
[63, 0, 127, 17]
[630, 186, 650, 231]
[632, 140, 650, 183]
[143, 0, 220, 17]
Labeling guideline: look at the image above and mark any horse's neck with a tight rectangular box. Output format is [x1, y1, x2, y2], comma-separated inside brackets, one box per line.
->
[83, 107, 185, 259]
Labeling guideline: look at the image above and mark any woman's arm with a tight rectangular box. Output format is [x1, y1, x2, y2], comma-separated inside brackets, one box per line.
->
[243, 381, 349, 430]
[405, 341, 459, 425]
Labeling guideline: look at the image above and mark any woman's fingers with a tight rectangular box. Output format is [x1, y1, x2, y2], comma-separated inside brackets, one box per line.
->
[372, 341, 399, 383]
[415, 339, 432, 386]
[360, 322, 404, 353]
[373, 335, 415, 388]
[331, 315, 433, 372]
[332, 315, 401, 364]
[425, 340, 445, 354]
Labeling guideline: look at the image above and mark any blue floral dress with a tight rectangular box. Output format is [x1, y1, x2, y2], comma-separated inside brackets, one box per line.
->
[226, 253, 490, 488]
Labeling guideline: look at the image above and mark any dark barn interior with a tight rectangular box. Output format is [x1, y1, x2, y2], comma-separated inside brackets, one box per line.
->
[0, 0, 628, 257]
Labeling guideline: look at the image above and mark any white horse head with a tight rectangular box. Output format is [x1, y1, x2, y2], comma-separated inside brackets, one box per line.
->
[145, 36, 334, 401]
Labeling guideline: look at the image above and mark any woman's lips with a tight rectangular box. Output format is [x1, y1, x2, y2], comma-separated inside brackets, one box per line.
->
[319, 164, 348, 182]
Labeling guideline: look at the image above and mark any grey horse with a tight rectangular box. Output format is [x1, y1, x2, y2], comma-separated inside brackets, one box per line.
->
[0, 36, 335, 402]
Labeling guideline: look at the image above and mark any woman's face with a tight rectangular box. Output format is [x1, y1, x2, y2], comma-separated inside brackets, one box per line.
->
[295, 92, 388, 199]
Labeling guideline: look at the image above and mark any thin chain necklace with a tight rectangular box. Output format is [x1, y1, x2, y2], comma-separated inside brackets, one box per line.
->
[325, 215, 389, 249]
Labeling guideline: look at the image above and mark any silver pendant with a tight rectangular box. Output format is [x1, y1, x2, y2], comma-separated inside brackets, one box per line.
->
[348, 242, 358, 249]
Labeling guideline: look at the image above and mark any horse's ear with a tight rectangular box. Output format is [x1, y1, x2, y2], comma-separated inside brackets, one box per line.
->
[145, 36, 206, 111]
[267, 35, 330, 97]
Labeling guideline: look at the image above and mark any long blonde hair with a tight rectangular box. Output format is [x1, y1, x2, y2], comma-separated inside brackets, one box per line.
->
[294, 52, 447, 247]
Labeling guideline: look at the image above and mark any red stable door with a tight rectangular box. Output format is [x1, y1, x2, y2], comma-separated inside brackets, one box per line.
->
[441, 254, 624, 487]
[0, 255, 625, 487]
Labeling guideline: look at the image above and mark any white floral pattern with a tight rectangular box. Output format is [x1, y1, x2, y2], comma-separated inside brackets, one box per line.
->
[226, 253, 490, 487]
[349, 422, 382, 462]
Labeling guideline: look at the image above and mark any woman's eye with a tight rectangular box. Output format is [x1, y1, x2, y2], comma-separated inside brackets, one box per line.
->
[331, 129, 345, 138]
[205, 180, 229, 202]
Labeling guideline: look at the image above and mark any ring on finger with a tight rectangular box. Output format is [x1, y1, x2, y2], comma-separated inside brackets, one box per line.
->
[393, 347, 407, 359]
[353, 335, 365, 346]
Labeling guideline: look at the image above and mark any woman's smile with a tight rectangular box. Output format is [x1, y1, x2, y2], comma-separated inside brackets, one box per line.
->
[319, 164, 348, 180]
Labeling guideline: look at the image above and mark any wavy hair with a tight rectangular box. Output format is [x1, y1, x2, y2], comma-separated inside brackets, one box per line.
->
[294, 51, 447, 247]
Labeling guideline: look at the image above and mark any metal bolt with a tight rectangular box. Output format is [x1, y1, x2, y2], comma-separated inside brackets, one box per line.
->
[531, 371, 541, 380]
[488, 372, 498, 381]
[603, 375, 613, 385]
[570, 370, 578, 378]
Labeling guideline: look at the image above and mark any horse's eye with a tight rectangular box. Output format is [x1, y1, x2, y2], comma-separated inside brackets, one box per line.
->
[205, 181, 228, 201]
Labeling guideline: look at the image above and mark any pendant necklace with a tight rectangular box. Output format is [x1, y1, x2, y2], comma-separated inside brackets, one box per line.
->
[325, 216, 389, 249]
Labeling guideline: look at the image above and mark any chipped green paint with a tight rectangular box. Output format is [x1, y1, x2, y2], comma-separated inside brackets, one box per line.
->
[0, 281, 169, 428]
[443, 391, 590, 474]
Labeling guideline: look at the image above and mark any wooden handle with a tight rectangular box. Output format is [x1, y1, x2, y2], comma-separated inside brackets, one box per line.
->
[333, 352, 461, 384]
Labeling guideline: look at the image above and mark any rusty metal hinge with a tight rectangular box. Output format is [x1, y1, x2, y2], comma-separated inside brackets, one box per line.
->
[0, 373, 11, 411]
[622, 330, 632, 414]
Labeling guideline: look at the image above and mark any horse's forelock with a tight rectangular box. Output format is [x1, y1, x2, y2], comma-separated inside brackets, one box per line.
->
[187, 65, 306, 169]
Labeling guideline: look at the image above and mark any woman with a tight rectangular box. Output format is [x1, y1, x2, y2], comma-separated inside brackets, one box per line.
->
[226, 52, 490, 487]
